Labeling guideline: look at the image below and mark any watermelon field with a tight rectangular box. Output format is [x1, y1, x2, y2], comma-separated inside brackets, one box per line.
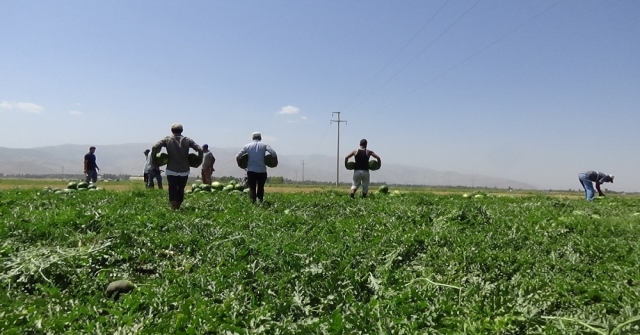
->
[1, 185, 640, 334]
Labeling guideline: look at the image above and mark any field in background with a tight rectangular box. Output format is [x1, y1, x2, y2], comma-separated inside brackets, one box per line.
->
[0, 177, 618, 199]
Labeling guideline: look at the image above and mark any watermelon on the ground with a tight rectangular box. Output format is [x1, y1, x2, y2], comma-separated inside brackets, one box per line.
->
[234, 184, 244, 191]
[368, 160, 380, 171]
[188, 153, 202, 168]
[265, 154, 278, 168]
[201, 184, 212, 192]
[346, 161, 355, 170]
[378, 184, 389, 193]
[156, 153, 169, 166]
[211, 182, 224, 191]
[77, 182, 89, 189]
[67, 182, 78, 190]
[87, 183, 97, 190]
[238, 153, 248, 169]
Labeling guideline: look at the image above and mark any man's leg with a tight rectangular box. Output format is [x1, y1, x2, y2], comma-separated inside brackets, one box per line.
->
[155, 172, 163, 189]
[175, 176, 188, 208]
[256, 172, 268, 202]
[89, 170, 98, 184]
[167, 175, 179, 209]
[579, 173, 595, 201]
[350, 171, 361, 198]
[144, 173, 149, 184]
[147, 171, 153, 188]
[361, 171, 370, 198]
[247, 171, 258, 203]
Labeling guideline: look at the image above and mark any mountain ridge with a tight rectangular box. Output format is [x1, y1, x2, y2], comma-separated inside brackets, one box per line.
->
[0, 144, 537, 189]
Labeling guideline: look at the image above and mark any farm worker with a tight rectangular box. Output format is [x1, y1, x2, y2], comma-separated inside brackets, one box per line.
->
[201, 144, 216, 185]
[143, 149, 151, 185]
[151, 123, 203, 210]
[235, 132, 277, 203]
[84, 146, 100, 184]
[344, 139, 381, 199]
[144, 149, 163, 190]
[578, 171, 614, 201]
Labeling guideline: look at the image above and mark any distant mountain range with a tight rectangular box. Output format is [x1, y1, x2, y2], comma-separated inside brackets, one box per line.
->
[0, 144, 536, 189]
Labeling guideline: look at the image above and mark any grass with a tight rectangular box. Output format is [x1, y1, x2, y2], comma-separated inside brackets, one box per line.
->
[1, 185, 640, 333]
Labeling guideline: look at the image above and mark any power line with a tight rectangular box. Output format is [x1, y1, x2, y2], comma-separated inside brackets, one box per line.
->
[330, 112, 347, 186]
[348, 0, 482, 114]
[338, 0, 451, 112]
[377, 0, 565, 112]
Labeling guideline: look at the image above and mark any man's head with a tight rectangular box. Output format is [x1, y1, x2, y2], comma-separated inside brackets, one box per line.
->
[359, 139, 367, 148]
[171, 123, 183, 134]
[144, 149, 150, 156]
[89, 146, 96, 153]
[607, 175, 615, 183]
[203, 144, 209, 151]
[252, 132, 262, 141]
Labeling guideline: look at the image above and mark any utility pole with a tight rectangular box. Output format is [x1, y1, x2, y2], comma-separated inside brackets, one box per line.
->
[301, 160, 305, 184]
[330, 112, 347, 186]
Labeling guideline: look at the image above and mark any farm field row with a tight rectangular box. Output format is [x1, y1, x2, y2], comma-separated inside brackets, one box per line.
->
[1, 188, 640, 333]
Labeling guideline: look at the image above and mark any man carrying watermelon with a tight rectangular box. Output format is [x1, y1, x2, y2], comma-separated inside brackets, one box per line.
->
[235, 132, 277, 203]
[344, 139, 381, 199]
[151, 123, 203, 210]
[84, 146, 100, 184]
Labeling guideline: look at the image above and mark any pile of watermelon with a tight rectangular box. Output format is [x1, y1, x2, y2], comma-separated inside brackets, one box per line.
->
[188, 180, 248, 195]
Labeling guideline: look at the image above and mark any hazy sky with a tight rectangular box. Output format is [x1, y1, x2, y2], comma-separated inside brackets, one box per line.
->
[2, 0, 639, 191]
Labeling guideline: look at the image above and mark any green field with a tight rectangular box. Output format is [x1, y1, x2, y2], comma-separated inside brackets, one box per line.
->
[1, 185, 640, 334]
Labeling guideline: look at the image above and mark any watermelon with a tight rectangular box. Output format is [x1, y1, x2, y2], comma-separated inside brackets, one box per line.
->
[234, 184, 244, 191]
[238, 153, 248, 169]
[77, 182, 89, 189]
[156, 153, 169, 166]
[67, 182, 78, 190]
[211, 182, 224, 191]
[201, 184, 212, 192]
[378, 184, 389, 194]
[188, 153, 202, 168]
[368, 160, 380, 171]
[87, 183, 97, 189]
[346, 161, 355, 170]
[265, 154, 278, 168]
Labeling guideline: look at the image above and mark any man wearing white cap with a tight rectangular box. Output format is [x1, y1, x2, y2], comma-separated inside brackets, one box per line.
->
[578, 170, 614, 201]
[236, 132, 277, 203]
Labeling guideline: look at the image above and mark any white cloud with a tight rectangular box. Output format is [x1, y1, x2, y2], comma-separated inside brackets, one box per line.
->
[300, 116, 307, 120]
[69, 110, 82, 115]
[276, 105, 300, 115]
[0, 101, 44, 114]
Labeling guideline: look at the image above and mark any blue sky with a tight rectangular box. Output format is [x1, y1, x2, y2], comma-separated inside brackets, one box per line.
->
[2, 0, 639, 191]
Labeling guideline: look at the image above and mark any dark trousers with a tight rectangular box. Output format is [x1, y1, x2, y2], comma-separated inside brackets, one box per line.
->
[166, 175, 188, 202]
[143, 173, 149, 184]
[147, 170, 163, 189]
[247, 171, 268, 202]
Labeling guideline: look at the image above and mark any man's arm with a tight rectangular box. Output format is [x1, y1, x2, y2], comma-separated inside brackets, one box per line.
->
[596, 182, 605, 196]
[236, 147, 247, 163]
[150, 138, 166, 167]
[369, 151, 382, 167]
[211, 155, 216, 171]
[344, 150, 356, 166]
[188, 139, 203, 159]
[266, 145, 277, 157]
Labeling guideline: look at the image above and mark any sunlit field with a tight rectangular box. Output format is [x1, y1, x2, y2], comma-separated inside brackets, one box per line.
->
[1, 180, 640, 334]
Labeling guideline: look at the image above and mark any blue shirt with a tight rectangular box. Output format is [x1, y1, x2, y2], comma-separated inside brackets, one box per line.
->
[236, 140, 277, 173]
